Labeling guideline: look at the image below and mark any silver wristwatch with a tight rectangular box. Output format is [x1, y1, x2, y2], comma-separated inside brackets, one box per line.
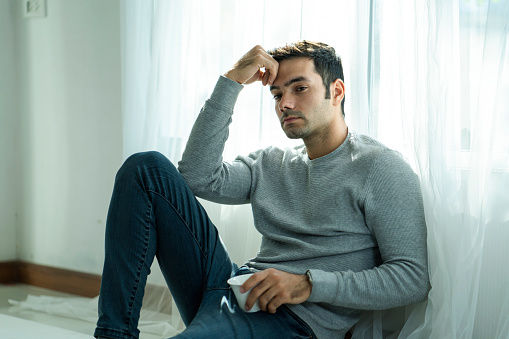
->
[306, 270, 314, 286]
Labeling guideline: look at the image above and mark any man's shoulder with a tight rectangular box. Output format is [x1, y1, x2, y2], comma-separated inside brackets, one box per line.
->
[347, 133, 411, 171]
[348, 133, 390, 159]
[349, 133, 386, 150]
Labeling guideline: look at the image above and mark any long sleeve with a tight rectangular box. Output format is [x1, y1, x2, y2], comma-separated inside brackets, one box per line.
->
[178, 76, 253, 204]
[307, 150, 429, 310]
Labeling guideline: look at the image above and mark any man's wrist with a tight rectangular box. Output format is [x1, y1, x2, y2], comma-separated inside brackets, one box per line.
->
[223, 70, 242, 84]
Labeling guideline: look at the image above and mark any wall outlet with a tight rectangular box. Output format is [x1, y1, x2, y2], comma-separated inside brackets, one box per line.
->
[24, 0, 47, 18]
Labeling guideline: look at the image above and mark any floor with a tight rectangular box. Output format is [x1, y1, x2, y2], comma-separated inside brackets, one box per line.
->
[0, 284, 163, 338]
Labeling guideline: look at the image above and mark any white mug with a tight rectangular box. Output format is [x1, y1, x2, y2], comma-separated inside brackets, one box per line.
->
[227, 273, 261, 313]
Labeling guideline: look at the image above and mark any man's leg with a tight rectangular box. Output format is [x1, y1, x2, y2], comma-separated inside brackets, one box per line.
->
[94, 152, 234, 339]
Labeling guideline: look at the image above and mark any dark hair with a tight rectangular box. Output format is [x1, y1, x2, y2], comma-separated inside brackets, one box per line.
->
[268, 41, 345, 117]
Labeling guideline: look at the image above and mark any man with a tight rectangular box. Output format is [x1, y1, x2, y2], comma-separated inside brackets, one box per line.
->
[94, 41, 429, 339]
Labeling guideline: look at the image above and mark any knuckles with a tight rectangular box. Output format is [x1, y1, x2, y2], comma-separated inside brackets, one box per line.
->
[253, 45, 265, 52]
[251, 269, 303, 313]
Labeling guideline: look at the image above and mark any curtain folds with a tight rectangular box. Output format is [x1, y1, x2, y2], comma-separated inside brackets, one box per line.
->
[121, 0, 509, 337]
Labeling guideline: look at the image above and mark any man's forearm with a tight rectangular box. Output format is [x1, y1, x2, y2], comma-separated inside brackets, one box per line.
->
[177, 76, 249, 203]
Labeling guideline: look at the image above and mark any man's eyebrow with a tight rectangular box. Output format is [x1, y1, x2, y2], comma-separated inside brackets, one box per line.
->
[269, 76, 310, 92]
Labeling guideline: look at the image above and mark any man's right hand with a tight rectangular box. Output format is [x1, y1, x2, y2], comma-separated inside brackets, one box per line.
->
[224, 45, 279, 86]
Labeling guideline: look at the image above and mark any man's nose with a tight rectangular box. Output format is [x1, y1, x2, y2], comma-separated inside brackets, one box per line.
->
[278, 94, 295, 112]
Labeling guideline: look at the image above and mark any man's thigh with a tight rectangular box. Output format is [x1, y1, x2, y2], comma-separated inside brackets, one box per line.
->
[172, 289, 316, 339]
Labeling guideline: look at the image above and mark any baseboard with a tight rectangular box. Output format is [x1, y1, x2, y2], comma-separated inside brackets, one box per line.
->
[0, 261, 18, 284]
[0, 261, 101, 298]
[0, 262, 171, 310]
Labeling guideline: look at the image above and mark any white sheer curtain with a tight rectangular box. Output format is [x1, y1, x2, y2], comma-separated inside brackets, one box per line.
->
[351, 1, 509, 338]
[121, 0, 509, 337]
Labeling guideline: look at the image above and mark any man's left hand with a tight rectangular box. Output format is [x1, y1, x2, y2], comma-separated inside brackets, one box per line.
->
[240, 268, 312, 314]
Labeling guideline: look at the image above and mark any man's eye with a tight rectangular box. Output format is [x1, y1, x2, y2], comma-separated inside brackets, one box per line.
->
[273, 94, 282, 100]
[296, 86, 307, 92]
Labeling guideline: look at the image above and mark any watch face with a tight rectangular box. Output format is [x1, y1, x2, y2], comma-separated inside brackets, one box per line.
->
[306, 271, 313, 285]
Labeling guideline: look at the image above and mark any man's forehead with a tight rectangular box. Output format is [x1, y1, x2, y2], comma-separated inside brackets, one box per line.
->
[270, 58, 318, 90]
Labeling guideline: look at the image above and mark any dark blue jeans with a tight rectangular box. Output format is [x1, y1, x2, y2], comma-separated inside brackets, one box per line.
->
[94, 152, 316, 339]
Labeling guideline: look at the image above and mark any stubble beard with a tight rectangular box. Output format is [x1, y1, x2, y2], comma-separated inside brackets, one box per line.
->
[280, 110, 309, 139]
[283, 124, 310, 139]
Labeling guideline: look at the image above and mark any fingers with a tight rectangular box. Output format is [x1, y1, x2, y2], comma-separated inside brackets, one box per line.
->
[262, 69, 271, 86]
[241, 269, 310, 313]
[224, 45, 278, 86]
[254, 280, 283, 314]
[242, 270, 273, 312]
[264, 62, 278, 86]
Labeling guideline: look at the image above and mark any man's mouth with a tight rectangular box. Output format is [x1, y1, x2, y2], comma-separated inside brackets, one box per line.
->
[282, 116, 300, 125]
[281, 111, 303, 125]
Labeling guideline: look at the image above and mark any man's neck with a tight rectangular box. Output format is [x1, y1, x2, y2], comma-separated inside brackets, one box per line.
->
[304, 124, 349, 160]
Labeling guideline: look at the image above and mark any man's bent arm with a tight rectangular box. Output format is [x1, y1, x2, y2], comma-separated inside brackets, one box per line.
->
[179, 46, 278, 204]
[178, 76, 253, 204]
[307, 150, 430, 310]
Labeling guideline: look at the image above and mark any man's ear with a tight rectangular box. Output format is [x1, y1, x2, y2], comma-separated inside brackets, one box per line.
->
[331, 79, 345, 106]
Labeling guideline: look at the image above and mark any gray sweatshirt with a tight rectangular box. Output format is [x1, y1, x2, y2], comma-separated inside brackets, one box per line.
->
[178, 76, 429, 338]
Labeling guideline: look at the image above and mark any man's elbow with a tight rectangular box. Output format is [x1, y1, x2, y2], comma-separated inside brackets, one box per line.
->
[409, 267, 431, 304]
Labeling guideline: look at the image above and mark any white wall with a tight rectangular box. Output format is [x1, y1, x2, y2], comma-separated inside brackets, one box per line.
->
[0, 1, 19, 261]
[3, 0, 123, 275]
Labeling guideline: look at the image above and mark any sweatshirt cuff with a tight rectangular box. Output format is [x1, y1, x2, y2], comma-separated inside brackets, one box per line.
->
[209, 75, 244, 109]
[307, 269, 340, 303]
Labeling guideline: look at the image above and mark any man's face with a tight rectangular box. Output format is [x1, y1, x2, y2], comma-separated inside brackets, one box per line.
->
[269, 58, 336, 141]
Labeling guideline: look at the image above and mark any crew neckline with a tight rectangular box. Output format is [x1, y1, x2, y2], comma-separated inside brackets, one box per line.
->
[302, 132, 353, 164]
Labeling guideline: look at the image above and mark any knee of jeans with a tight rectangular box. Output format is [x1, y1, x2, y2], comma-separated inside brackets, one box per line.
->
[118, 151, 177, 179]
